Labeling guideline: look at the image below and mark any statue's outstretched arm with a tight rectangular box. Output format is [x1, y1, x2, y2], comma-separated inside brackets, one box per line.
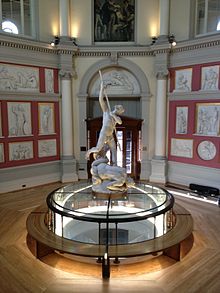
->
[99, 70, 109, 112]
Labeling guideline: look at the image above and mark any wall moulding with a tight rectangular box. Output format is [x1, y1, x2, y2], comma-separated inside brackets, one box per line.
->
[0, 93, 60, 101]
[169, 91, 220, 101]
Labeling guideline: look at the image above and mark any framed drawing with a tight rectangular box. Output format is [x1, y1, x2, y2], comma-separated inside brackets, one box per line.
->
[197, 140, 216, 161]
[45, 69, 54, 93]
[196, 103, 220, 136]
[9, 141, 33, 161]
[38, 103, 55, 135]
[0, 63, 39, 92]
[176, 106, 188, 134]
[94, 0, 135, 42]
[201, 65, 219, 90]
[7, 102, 32, 137]
[0, 143, 4, 162]
[171, 138, 193, 158]
[38, 139, 57, 157]
[174, 68, 192, 92]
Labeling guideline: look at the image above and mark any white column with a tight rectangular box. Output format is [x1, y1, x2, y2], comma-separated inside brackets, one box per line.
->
[150, 72, 168, 184]
[60, 70, 78, 182]
[154, 77, 167, 158]
[59, 0, 70, 37]
[61, 77, 73, 156]
[140, 95, 151, 180]
[77, 94, 88, 179]
[159, 0, 170, 36]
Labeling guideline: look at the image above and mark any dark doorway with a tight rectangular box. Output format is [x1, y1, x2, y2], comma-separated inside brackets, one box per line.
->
[86, 116, 142, 180]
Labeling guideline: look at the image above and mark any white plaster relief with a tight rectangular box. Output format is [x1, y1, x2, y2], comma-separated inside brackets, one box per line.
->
[197, 140, 216, 161]
[176, 106, 188, 134]
[90, 69, 140, 96]
[201, 65, 219, 91]
[0, 64, 39, 92]
[171, 138, 193, 158]
[7, 102, 32, 137]
[45, 69, 54, 93]
[196, 104, 220, 136]
[9, 141, 33, 161]
[174, 68, 192, 92]
[38, 139, 57, 157]
[38, 103, 55, 135]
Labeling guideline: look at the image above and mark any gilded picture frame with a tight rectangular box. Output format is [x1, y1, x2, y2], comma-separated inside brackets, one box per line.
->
[94, 0, 135, 42]
[38, 103, 55, 135]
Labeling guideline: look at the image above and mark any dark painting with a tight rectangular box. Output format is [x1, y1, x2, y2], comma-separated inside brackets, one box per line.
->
[94, 0, 135, 42]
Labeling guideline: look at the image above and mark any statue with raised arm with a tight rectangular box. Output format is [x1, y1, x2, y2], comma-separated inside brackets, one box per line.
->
[86, 70, 124, 165]
[86, 71, 134, 194]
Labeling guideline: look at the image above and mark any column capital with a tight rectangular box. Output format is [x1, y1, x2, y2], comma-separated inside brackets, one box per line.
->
[59, 69, 76, 79]
[154, 52, 169, 79]
[156, 68, 169, 79]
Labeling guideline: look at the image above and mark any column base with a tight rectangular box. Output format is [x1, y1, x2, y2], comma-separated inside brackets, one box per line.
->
[60, 156, 78, 183]
[78, 160, 89, 180]
[78, 169, 88, 180]
[149, 157, 168, 184]
[140, 159, 151, 181]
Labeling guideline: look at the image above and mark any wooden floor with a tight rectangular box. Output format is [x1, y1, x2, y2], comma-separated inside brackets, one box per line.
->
[0, 182, 220, 293]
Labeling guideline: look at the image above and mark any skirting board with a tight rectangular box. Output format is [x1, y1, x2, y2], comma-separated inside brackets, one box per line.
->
[0, 161, 61, 193]
[167, 161, 220, 190]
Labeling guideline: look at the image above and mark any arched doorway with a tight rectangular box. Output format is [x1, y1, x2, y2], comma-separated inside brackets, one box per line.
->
[86, 116, 143, 180]
[77, 58, 151, 180]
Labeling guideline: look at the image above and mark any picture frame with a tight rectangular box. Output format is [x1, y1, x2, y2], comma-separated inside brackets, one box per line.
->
[174, 68, 192, 92]
[0, 143, 4, 162]
[9, 141, 33, 161]
[171, 138, 193, 158]
[94, 0, 135, 42]
[196, 103, 220, 136]
[38, 103, 55, 135]
[38, 139, 57, 158]
[201, 65, 219, 91]
[0, 63, 39, 92]
[176, 106, 188, 134]
[45, 68, 54, 93]
[7, 102, 32, 137]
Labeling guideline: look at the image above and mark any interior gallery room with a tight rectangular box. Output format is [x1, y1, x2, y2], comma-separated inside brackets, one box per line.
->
[0, 0, 220, 292]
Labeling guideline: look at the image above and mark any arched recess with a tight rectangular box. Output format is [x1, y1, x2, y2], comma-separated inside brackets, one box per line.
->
[79, 58, 151, 96]
[77, 57, 152, 180]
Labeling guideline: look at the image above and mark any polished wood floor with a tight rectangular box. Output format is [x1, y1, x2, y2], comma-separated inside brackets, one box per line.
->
[0, 182, 220, 293]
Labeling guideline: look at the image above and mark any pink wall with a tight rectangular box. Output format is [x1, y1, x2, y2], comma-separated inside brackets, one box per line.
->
[0, 63, 60, 168]
[168, 62, 220, 169]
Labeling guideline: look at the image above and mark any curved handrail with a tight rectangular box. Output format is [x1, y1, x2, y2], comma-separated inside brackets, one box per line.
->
[46, 184, 174, 223]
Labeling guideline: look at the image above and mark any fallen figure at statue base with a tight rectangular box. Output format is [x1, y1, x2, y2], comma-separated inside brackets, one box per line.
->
[91, 155, 134, 194]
